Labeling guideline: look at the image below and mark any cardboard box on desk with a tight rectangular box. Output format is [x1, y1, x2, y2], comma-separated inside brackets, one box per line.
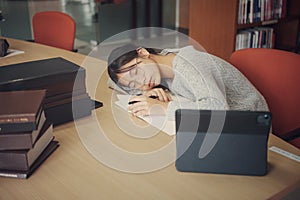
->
[0, 57, 96, 125]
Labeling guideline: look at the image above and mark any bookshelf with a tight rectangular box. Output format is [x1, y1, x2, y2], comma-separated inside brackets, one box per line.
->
[189, 0, 300, 61]
[275, 0, 300, 52]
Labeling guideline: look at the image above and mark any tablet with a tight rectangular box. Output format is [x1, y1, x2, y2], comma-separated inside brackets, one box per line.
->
[175, 109, 272, 176]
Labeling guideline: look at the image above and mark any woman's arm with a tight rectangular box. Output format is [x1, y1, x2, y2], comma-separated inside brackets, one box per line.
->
[142, 88, 172, 102]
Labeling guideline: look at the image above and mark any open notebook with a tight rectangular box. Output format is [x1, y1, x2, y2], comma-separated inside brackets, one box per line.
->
[114, 94, 176, 136]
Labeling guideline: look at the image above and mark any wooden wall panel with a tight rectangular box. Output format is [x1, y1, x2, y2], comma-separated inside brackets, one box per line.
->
[189, 0, 238, 60]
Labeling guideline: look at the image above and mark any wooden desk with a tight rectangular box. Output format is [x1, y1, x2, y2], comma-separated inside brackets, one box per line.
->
[0, 38, 300, 200]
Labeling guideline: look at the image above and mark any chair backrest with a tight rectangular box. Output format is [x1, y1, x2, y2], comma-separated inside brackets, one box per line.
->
[32, 11, 76, 51]
[229, 48, 300, 137]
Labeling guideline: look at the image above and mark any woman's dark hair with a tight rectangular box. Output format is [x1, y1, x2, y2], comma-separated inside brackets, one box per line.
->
[107, 44, 161, 86]
[108, 49, 137, 84]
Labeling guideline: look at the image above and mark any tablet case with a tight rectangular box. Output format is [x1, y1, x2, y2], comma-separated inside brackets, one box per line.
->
[175, 109, 272, 176]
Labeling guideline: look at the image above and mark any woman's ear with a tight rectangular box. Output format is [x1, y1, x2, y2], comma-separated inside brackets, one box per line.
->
[136, 47, 150, 58]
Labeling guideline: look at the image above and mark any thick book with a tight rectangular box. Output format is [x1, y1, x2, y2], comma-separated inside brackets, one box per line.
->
[0, 57, 86, 97]
[0, 140, 59, 179]
[44, 92, 91, 108]
[43, 91, 102, 125]
[0, 90, 46, 133]
[43, 88, 86, 105]
[0, 122, 53, 171]
[0, 111, 46, 150]
[45, 95, 101, 126]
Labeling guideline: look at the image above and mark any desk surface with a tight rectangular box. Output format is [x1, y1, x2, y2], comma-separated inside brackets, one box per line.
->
[0, 38, 300, 200]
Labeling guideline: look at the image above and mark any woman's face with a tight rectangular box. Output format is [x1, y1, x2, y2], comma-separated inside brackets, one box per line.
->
[117, 57, 161, 91]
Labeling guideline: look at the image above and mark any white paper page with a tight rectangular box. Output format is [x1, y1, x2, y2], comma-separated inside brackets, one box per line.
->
[0, 49, 24, 59]
[115, 94, 175, 135]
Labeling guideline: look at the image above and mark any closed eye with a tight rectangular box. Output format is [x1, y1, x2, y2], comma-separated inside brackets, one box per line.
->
[129, 61, 142, 77]
[130, 68, 137, 77]
[128, 81, 136, 88]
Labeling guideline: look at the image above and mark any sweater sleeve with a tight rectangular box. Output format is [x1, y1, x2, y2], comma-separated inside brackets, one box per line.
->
[167, 48, 230, 121]
[167, 87, 230, 121]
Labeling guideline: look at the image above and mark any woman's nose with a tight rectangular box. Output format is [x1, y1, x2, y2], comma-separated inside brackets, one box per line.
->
[135, 68, 144, 80]
[136, 75, 144, 85]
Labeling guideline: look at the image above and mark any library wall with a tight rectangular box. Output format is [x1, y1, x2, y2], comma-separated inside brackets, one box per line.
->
[189, 0, 237, 60]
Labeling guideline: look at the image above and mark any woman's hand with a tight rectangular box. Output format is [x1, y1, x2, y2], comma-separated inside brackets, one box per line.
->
[128, 95, 168, 117]
[142, 88, 172, 102]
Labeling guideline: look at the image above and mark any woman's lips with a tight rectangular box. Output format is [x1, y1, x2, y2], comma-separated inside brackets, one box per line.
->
[148, 77, 155, 87]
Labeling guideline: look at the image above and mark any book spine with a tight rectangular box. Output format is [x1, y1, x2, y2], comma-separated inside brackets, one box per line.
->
[0, 140, 59, 179]
[249, 0, 254, 23]
[0, 112, 46, 150]
[0, 71, 86, 97]
[0, 108, 43, 134]
[44, 88, 86, 104]
[0, 123, 53, 171]
[45, 96, 92, 125]
[44, 92, 89, 108]
[0, 116, 36, 124]
[0, 153, 28, 170]
[0, 134, 33, 150]
[0, 122, 38, 134]
[0, 171, 27, 179]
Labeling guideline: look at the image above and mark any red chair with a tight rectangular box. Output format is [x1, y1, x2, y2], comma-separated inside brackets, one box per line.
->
[32, 11, 76, 51]
[229, 48, 300, 148]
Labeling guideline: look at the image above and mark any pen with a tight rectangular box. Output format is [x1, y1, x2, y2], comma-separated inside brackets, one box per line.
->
[149, 95, 158, 99]
[128, 100, 139, 105]
[128, 95, 158, 105]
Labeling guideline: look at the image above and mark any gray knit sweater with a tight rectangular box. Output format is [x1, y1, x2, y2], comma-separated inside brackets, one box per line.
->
[163, 46, 269, 120]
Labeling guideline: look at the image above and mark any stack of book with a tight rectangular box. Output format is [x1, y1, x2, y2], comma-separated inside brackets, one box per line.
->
[0, 90, 59, 179]
[0, 57, 102, 126]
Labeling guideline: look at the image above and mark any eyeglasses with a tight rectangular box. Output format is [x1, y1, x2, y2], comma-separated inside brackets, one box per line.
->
[128, 59, 146, 88]
[115, 58, 141, 73]
[116, 58, 145, 89]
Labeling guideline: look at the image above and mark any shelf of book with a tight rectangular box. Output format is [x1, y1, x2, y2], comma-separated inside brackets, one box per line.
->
[189, 0, 299, 61]
[236, 19, 278, 29]
[235, 0, 286, 52]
